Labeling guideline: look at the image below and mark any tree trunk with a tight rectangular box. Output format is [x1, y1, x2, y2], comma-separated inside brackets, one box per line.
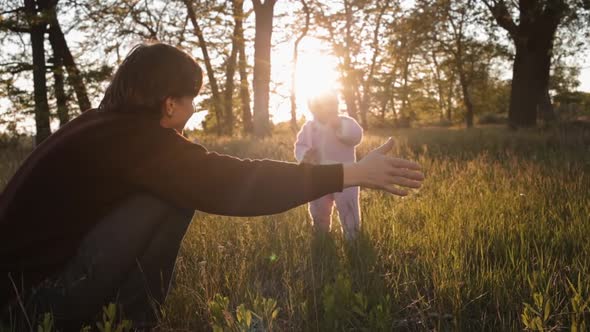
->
[236, 1, 252, 134]
[49, 26, 91, 112]
[379, 76, 392, 122]
[46, 1, 69, 126]
[446, 71, 455, 122]
[399, 54, 411, 120]
[252, 0, 276, 138]
[341, 0, 358, 121]
[390, 93, 398, 120]
[354, 79, 366, 127]
[430, 51, 446, 121]
[239, 46, 253, 134]
[223, 3, 241, 136]
[25, 0, 51, 144]
[358, 3, 386, 131]
[379, 96, 389, 122]
[457, 67, 474, 128]
[342, 72, 358, 120]
[455, 41, 474, 128]
[183, 0, 223, 135]
[223, 36, 237, 136]
[290, 0, 310, 132]
[508, 44, 539, 127]
[539, 89, 556, 122]
[508, 36, 554, 127]
[358, 88, 370, 130]
[50, 54, 70, 126]
[289, 48, 300, 131]
[45, 2, 91, 112]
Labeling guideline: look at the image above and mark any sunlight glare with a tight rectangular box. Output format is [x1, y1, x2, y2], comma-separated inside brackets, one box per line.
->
[295, 51, 340, 119]
[269, 37, 341, 123]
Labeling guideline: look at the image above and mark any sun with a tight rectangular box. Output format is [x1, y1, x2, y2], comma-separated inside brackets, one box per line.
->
[294, 44, 341, 118]
[269, 37, 341, 123]
[295, 54, 340, 102]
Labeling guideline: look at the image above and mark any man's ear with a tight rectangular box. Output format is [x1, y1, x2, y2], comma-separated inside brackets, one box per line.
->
[163, 97, 176, 118]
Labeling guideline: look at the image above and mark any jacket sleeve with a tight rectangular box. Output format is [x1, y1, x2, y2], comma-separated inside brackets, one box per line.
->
[294, 122, 312, 162]
[336, 116, 363, 147]
[127, 130, 343, 216]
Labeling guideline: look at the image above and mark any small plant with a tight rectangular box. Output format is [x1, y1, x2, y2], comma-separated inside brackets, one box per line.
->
[36, 313, 53, 332]
[567, 274, 590, 332]
[522, 292, 551, 331]
[320, 274, 396, 331]
[252, 296, 279, 331]
[207, 294, 280, 331]
[96, 303, 132, 332]
[208, 294, 233, 332]
[368, 295, 393, 332]
[235, 304, 252, 331]
[321, 274, 370, 330]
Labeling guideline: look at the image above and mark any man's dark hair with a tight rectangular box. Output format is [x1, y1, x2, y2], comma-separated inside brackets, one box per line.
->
[98, 43, 203, 116]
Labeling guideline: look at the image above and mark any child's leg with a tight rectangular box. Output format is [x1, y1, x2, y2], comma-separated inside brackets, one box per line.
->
[308, 194, 335, 233]
[334, 187, 361, 241]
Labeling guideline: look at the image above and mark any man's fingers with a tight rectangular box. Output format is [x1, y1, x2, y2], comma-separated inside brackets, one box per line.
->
[388, 167, 425, 181]
[373, 137, 395, 155]
[388, 157, 422, 171]
[381, 185, 408, 196]
[389, 176, 422, 189]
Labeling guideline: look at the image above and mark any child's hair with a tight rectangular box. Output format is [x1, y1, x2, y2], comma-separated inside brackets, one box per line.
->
[99, 42, 203, 117]
[307, 90, 339, 117]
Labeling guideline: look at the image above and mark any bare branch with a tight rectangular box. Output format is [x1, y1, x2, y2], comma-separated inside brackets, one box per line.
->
[0, 19, 30, 33]
[0, 7, 25, 15]
[481, 0, 518, 37]
[0, 61, 33, 74]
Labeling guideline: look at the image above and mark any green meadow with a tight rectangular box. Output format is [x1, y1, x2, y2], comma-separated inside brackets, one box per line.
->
[1, 126, 589, 331]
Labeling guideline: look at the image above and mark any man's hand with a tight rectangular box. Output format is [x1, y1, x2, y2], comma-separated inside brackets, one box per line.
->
[343, 138, 424, 196]
[302, 148, 319, 164]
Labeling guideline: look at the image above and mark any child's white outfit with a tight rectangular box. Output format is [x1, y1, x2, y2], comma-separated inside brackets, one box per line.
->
[294, 116, 363, 240]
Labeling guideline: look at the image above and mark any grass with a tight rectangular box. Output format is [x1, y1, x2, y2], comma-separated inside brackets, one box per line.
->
[1, 125, 590, 331]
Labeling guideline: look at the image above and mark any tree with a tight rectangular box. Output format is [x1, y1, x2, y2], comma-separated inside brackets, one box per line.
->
[420, 0, 486, 127]
[429, 49, 454, 121]
[357, 0, 390, 131]
[384, 12, 424, 124]
[481, 0, 590, 127]
[252, 0, 277, 138]
[439, 0, 478, 127]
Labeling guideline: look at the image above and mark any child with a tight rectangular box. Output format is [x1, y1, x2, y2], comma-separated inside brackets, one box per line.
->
[294, 91, 364, 240]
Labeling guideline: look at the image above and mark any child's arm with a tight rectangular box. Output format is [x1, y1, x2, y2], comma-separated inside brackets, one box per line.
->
[335, 117, 363, 146]
[294, 122, 313, 162]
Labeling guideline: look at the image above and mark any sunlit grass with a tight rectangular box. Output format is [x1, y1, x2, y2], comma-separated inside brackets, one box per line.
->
[1, 125, 589, 330]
